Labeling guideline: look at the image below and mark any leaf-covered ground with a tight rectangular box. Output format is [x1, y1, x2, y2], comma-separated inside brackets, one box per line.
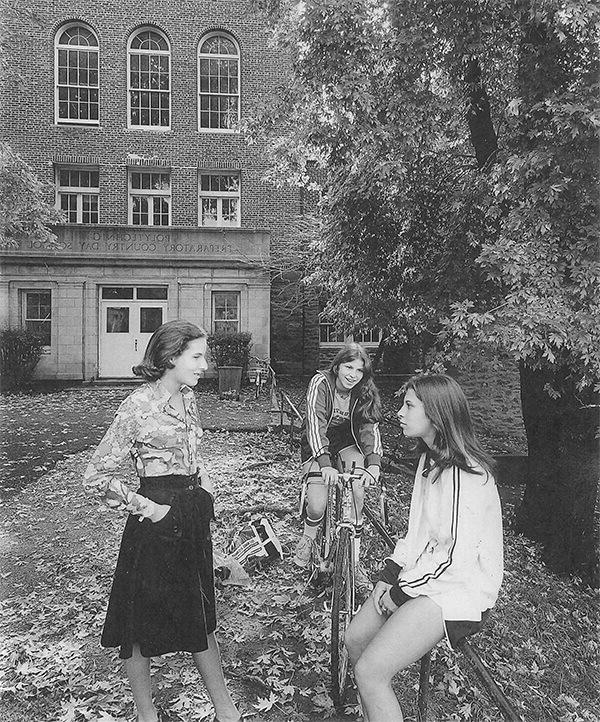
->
[0, 348, 527, 499]
[0, 384, 275, 497]
[1, 428, 598, 722]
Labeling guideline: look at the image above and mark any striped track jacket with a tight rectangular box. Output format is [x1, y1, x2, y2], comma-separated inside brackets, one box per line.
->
[386, 454, 503, 622]
[301, 370, 383, 469]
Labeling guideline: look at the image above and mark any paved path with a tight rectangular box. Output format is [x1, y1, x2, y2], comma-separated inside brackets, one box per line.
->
[0, 384, 275, 496]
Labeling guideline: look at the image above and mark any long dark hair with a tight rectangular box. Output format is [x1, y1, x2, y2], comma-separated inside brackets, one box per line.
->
[330, 342, 382, 422]
[133, 320, 207, 381]
[401, 374, 494, 479]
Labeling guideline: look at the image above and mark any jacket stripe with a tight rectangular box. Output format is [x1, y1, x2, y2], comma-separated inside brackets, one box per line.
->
[373, 422, 383, 456]
[306, 374, 328, 457]
[399, 466, 460, 590]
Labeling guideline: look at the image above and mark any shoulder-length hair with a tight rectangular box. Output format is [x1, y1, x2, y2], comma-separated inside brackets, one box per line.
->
[401, 373, 495, 479]
[133, 320, 207, 381]
[330, 342, 382, 423]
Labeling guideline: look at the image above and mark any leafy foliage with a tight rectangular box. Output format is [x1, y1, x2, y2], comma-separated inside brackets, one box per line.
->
[249, 0, 600, 583]
[208, 332, 253, 368]
[248, 0, 600, 388]
[0, 142, 64, 249]
[0, 329, 44, 392]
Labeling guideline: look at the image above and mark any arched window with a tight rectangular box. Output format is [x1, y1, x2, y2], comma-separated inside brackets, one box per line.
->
[55, 23, 99, 124]
[128, 28, 170, 129]
[198, 33, 240, 131]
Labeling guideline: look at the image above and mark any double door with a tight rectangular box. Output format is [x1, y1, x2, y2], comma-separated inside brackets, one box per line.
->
[99, 299, 166, 378]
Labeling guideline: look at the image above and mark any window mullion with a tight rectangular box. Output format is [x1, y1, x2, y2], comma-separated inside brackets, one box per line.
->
[76, 193, 83, 224]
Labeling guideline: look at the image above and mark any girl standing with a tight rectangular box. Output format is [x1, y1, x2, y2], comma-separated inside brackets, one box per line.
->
[345, 374, 503, 721]
[84, 320, 241, 722]
[293, 342, 383, 582]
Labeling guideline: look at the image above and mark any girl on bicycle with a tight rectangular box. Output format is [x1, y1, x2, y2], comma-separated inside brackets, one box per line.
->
[84, 320, 242, 722]
[345, 373, 503, 721]
[293, 342, 383, 582]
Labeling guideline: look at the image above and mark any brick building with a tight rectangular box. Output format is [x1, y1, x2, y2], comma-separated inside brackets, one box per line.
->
[0, 0, 328, 380]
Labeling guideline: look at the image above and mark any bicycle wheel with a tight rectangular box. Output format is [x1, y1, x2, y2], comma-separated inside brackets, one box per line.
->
[330, 526, 354, 708]
[310, 482, 337, 588]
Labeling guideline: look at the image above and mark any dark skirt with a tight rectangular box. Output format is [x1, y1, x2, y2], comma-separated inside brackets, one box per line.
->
[101, 474, 216, 659]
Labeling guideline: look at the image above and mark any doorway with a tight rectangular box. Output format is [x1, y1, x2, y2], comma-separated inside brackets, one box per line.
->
[98, 286, 167, 378]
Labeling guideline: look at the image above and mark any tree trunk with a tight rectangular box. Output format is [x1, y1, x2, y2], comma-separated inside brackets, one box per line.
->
[515, 363, 600, 586]
[511, 2, 600, 586]
[464, 57, 497, 169]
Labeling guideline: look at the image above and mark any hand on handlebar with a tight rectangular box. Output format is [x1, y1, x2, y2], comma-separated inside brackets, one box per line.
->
[321, 466, 339, 485]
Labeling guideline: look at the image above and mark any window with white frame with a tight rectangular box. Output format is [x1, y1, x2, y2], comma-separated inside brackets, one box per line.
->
[56, 168, 99, 223]
[319, 315, 381, 347]
[55, 24, 99, 124]
[199, 172, 240, 227]
[319, 321, 346, 345]
[128, 28, 170, 129]
[129, 170, 171, 226]
[23, 291, 52, 348]
[353, 328, 382, 345]
[212, 291, 240, 334]
[198, 33, 240, 131]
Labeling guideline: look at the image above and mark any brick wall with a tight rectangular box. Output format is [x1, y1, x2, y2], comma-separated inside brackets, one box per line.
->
[1, 0, 317, 370]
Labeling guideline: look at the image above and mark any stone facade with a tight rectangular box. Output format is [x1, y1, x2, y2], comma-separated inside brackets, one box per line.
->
[0, 0, 320, 379]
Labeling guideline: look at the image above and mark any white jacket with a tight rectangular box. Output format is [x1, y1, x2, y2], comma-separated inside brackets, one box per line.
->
[387, 454, 503, 621]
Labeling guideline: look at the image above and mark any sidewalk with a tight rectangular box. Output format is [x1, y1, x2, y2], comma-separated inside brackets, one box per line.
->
[0, 384, 276, 497]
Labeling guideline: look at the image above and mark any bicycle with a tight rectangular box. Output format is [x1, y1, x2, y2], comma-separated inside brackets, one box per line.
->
[248, 355, 277, 402]
[300, 464, 391, 708]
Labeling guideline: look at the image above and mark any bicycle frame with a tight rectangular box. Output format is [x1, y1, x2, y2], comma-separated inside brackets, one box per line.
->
[301, 464, 389, 708]
[248, 355, 276, 401]
[303, 467, 363, 583]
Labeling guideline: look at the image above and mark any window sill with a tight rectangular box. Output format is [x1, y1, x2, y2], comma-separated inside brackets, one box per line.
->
[54, 123, 101, 129]
[127, 126, 172, 133]
[319, 342, 380, 348]
[197, 128, 239, 135]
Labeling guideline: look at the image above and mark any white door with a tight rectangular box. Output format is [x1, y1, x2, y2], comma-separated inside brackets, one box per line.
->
[99, 302, 166, 377]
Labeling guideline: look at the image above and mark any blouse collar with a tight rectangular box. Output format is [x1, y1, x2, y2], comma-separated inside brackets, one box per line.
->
[150, 381, 195, 419]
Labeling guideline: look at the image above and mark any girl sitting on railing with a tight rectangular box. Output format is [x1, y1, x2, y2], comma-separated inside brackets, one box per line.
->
[345, 373, 503, 721]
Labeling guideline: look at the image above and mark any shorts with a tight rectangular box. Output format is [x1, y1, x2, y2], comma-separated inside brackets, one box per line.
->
[390, 586, 490, 650]
[300, 422, 357, 465]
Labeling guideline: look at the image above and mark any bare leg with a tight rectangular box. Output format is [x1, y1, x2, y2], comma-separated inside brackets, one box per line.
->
[124, 644, 158, 722]
[192, 633, 240, 722]
[345, 592, 388, 721]
[345, 592, 387, 665]
[301, 459, 327, 539]
[337, 446, 366, 524]
[353, 597, 444, 722]
[338, 446, 366, 568]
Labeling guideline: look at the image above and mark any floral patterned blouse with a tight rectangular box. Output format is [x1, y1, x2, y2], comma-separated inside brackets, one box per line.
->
[83, 381, 206, 509]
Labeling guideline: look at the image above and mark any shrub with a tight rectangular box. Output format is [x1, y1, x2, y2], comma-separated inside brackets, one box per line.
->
[207, 332, 253, 368]
[0, 328, 44, 392]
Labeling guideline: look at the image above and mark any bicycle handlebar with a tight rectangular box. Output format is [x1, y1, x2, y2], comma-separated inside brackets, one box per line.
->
[304, 470, 377, 487]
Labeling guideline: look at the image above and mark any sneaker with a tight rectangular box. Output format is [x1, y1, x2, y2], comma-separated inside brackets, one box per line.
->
[293, 535, 315, 568]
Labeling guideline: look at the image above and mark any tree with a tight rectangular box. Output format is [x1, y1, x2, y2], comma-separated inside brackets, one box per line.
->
[250, 0, 600, 583]
[450, 0, 599, 582]
[0, 142, 64, 249]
